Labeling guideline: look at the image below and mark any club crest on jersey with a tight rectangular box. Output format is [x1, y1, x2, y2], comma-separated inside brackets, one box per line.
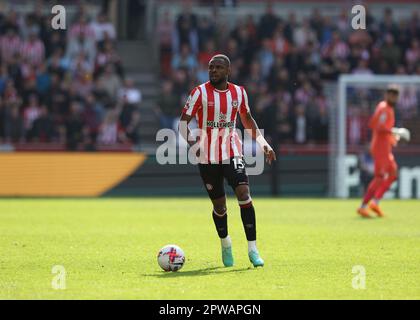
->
[232, 100, 238, 108]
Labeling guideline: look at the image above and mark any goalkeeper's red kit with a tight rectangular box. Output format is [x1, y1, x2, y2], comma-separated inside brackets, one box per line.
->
[368, 101, 398, 176]
[358, 101, 399, 210]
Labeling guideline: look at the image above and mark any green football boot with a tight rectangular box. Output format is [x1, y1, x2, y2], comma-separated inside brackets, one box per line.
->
[222, 246, 234, 267]
[249, 250, 264, 267]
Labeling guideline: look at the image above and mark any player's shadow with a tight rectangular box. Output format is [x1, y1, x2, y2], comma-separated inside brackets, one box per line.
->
[143, 266, 252, 278]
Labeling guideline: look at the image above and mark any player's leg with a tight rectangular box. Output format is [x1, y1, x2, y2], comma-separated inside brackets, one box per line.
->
[358, 176, 383, 217]
[210, 195, 234, 267]
[358, 156, 385, 218]
[370, 157, 398, 217]
[198, 163, 234, 267]
[224, 157, 264, 267]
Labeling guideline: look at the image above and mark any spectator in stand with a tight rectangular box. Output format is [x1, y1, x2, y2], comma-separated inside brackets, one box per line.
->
[292, 104, 309, 144]
[322, 31, 349, 60]
[69, 14, 95, 40]
[47, 48, 67, 77]
[118, 78, 142, 106]
[29, 104, 55, 142]
[157, 80, 180, 130]
[309, 8, 324, 42]
[71, 66, 94, 98]
[123, 110, 141, 146]
[380, 7, 399, 40]
[0, 28, 22, 64]
[320, 16, 334, 46]
[258, 39, 275, 80]
[1, 10, 20, 34]
[272, 26, 290, 57]
[118, 80, 141, 134]
[157, 10, 175, 75]
[0, 98, 4, 142]
[90, 12, 116, 45]
[352, 59, 373, 75]
[175, 2, 198, 54]
[81, 94, 102, 147]
[258, 2, 279, 40]
[23, 94, 41, 135]
[0, 64, 8, 95]
[380, 33, 401, 73]
[293, 18, 317, 50]
[405, 39, 420, 73]
[312, 96, 329, 143]
[7, 53, 24, 91]
[336, 9, 350, 39]
[97, 110, 121, 145]
[276, 99, 293, 143]
[65, 32, 96, 72]
[294, 81, 316, 106]
[95, 39, 123, 78]
[197, 15, 215, 52]
[198, 39, 217, 66]
[196, 61, 209, 83]
[98, 63, 122, 100]
[399, 87, 418, 119]
[45, 31, 67, 58]
[36, 63, 51, 97]
[64, 101, 85, 150]
[171, 44, 198, 73]
[347, 105, 366, 146]
[4, 105, 24, 143]
[20, 31, 45, 67]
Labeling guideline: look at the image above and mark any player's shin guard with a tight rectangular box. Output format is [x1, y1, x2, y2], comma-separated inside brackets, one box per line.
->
[239, 198, 256, 241]
[212, 209, 228, 239]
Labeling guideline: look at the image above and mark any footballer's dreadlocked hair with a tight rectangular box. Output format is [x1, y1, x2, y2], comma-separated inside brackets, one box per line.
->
[210, 54, 231, 67]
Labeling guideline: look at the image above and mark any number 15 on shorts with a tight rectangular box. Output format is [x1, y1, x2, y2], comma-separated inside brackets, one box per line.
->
[232, 157, 245, 170]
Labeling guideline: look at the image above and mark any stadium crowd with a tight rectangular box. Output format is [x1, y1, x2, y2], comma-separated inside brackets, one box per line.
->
[157, 4, 420, 146]
[0, 5, 141, 150]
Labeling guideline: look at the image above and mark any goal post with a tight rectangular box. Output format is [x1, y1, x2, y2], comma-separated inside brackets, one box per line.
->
[331, 74, 420, 198]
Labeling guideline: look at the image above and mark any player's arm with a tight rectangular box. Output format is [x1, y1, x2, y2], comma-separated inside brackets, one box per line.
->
[239, 111, 276, 165]
[179, 87, 202, 146]
[179, 113, 195, 147]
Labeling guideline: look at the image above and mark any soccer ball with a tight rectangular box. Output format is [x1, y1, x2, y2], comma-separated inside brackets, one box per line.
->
[157, 244, 185, 272]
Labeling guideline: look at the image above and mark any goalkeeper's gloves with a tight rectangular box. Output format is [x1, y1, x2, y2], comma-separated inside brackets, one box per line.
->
[392, 127, 411, 142]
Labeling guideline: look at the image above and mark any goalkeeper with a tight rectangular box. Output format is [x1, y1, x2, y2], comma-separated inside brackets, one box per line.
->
[357, 85, 410, 218]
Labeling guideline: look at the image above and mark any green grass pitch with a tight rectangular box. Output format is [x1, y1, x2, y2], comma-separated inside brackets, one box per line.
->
[1, 198, 419, 299]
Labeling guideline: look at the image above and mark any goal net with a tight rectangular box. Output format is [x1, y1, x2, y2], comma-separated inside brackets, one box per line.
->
[328, 74, 420, 199]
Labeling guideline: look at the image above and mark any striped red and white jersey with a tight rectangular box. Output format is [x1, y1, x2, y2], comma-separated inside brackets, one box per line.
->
[182, 81, 250, 163]
[20, 39, 45, 67]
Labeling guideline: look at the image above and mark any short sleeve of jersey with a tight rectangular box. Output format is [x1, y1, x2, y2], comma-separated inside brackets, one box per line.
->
[239, 87, 250, 114]
[182, 87, 202, 117]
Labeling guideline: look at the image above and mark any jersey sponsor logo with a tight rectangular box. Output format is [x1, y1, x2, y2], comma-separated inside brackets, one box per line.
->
[206, 120, 235, 128]
[219, 113, 227, 122]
